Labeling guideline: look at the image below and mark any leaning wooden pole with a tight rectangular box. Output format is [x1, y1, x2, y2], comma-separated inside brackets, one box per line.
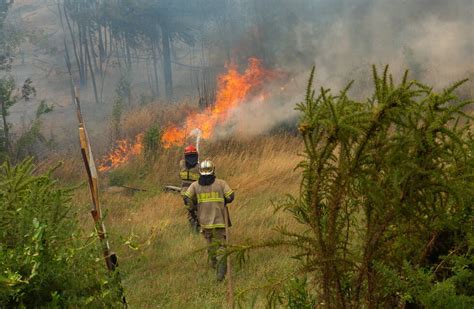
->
[224, 206, 235, 308]
[70, 68, 114, 271]
[61, 6, 112, 271]
[61, 4, 126, 305]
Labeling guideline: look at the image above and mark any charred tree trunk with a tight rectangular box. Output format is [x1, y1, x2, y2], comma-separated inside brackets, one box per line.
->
[161, 23, 173, 100]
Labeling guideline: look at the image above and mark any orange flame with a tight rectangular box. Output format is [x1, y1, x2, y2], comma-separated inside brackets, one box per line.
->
[98, 133, 144, 172]
[162, 58, 274, 147]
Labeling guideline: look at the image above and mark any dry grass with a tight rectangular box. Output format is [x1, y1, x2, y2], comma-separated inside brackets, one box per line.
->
[49, 101, 304, 307]
[69, 134, 303, 308]
[120, 101, 199, 139]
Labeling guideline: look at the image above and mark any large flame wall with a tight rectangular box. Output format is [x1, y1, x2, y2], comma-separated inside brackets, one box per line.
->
[161, 58, 273, 148]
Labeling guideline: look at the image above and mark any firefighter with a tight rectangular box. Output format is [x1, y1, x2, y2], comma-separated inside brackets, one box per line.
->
[183, 160, 234, 281]
[180, 145, 200, 233]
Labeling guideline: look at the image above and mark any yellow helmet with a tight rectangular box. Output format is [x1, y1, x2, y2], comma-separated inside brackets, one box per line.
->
[199, 160, 215, 175]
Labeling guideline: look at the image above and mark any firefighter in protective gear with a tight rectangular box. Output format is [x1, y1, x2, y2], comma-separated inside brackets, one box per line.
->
[180, 145, 200, 233]
[183, 160, 234, 281]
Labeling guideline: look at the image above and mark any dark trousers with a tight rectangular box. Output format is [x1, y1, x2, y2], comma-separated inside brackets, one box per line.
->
[202, 228, 226, 268]
[186, 208, 200, 230]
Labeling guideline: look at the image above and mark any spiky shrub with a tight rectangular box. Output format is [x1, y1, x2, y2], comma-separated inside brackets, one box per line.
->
[269, 67, 473, 307]
[0, 159, 123, 307]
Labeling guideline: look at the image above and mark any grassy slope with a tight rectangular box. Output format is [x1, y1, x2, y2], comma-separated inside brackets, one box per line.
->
[73, 135, 303, 308]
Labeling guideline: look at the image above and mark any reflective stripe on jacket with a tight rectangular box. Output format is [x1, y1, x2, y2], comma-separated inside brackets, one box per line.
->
[179, 159, 199, 194]
[184, 179, 234, 229]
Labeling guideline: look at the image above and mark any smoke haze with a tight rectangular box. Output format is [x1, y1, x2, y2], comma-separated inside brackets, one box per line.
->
[6, 0, 474, 146]
[216, 0, 473, 137]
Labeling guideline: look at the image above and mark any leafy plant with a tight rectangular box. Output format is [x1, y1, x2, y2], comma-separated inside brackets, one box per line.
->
[0, 159, 123, 307]
[143, 124, 161, 161]
[0, 76, 36, 161]
[110, 96, 124, 143]
[14, 100, 53, 161]
[279, 277, 317, 309]
[234, 66, 473, 307]
[108, 166, 133, 187]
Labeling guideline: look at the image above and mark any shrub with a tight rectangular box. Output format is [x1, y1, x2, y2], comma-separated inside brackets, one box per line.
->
[0, 159, 123, 307]
[108, 166, 134, 187]
[237, 66, 473, 307]
[143, 124, 162, 161]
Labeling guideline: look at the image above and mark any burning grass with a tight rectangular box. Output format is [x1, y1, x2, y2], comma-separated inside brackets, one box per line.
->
[92, 57, 287, 174]
[162, 58, 280, 148]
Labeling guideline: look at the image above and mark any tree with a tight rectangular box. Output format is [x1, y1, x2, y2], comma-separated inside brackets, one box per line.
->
[236, 66, 473, 308]
[0, 0, 15, 71]
[0, 77, 35, 160]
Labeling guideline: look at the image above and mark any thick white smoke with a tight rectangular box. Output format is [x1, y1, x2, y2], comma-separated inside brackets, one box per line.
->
[215, 0, 473, 138]
[8, 0, 473, 144]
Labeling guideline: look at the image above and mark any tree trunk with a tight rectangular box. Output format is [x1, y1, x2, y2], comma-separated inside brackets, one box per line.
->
[108, 26, 113, 56]
[98, 25, 105, 77]
[63, 4, 83, 85]
[125, 34, 132, 71]
[84, 26, 100, 104]
[78, 23, 87, 86]
[161, 23, 173, 100]
[97, 13, 105, 74]
[152, 41, 160, 97]
[0, 98, 11, 156]
[88, 28, 100, 75]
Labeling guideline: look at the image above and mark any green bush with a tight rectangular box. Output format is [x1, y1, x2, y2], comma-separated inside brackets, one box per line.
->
[108, 166, 136, 187]
[280, 277, 317, 309]
[0, 159, 123, 307]
[143, 124, 161, 161]
[292, 66, 473, 307]
[238, 66, 473, 307]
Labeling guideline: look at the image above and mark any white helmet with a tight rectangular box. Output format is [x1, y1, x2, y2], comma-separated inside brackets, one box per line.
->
[199, 160, 215, 175]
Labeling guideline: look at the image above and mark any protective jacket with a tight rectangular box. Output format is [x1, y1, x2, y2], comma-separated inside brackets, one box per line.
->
[184, 178, 234, 229]
[179, 159, 200, 195]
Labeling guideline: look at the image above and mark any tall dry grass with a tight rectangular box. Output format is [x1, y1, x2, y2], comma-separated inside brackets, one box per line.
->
[66, 134, 303, 308]
[48, 102, 304, 307]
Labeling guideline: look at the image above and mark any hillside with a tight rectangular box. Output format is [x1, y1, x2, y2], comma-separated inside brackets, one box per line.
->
[71, 134, 303, 307]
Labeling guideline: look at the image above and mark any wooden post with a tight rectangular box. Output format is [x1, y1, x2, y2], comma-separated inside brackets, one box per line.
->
[224, 206, 234, 308]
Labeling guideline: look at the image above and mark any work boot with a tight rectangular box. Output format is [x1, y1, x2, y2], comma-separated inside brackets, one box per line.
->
[217, 258, 227, 281]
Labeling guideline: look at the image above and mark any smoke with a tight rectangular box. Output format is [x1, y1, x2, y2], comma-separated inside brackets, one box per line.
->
[215, 0, 473, 138]
[306, 0, 473, 90]
[7, 0, 474, 147]
[190, 128, 202, 152]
